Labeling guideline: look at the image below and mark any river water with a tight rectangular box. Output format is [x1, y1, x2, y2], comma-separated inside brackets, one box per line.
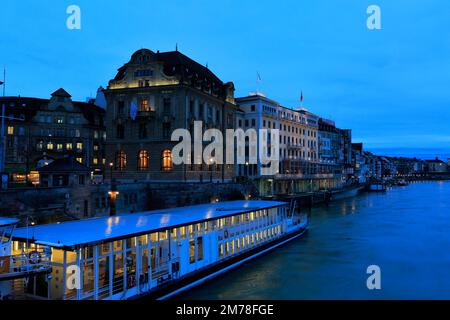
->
[179, 181, 450, 299]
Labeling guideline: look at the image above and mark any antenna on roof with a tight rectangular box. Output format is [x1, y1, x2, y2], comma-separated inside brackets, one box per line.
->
[206, 62, 208, 69]
[175, 43, 178, 51]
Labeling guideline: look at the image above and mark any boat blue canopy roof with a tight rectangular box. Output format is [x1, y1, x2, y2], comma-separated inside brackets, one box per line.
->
[12, 200, 287, 248]
[0, 218, 19, 227]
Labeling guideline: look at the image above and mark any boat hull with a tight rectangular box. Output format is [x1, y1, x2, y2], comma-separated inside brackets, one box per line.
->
[133, 225, 308, 300]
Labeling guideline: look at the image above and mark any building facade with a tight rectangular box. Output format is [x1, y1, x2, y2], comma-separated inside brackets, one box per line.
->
[0, 88, 106, 186]
[235, 94, 343, 196]
[104, 48, 238, 182]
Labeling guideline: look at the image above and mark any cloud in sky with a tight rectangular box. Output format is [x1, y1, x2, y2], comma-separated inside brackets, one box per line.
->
[0, 0, 449, 152]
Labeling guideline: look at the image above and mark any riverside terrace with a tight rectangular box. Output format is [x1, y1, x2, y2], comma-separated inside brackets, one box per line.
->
[2, 200, 307, 300]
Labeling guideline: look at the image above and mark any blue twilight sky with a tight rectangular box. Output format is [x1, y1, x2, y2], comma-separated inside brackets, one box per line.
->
[1, 0, 449, 158]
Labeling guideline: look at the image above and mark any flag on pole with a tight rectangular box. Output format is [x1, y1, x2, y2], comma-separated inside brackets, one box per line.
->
[130, 100, 138, 120]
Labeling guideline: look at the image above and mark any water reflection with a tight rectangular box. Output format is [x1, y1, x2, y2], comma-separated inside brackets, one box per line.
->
[178, 181, 450, 300]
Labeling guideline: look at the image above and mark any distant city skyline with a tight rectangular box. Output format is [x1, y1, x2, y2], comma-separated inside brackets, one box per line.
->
[1, 0, 449, 154]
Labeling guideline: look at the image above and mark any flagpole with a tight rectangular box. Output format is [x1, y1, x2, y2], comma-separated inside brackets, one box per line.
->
[0, 67, 5, 173]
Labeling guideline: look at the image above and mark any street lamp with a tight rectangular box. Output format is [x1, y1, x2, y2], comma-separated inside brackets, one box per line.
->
[209, 157, 214, 182]
[0, 70, 7, 190]
[108, 161, 119, 216]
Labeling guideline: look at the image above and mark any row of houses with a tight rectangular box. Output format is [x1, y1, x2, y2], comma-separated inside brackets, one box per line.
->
[352, 143, 449, 182]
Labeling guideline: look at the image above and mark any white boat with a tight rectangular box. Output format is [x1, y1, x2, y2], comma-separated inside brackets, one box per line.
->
[369, 183, 387, 192]
[330, 185, 364, 201]
[0, 200, 307, 300]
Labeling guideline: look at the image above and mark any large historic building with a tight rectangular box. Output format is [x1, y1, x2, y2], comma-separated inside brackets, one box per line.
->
[0, 88, 106, 185]
[235, 93, 344, 196]
[104, 48, 238, 182]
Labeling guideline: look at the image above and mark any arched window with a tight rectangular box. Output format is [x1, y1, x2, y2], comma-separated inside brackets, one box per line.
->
[115, 151, 127, 170]
[138, 150, 149, 170]
[162, 149, 173, 171]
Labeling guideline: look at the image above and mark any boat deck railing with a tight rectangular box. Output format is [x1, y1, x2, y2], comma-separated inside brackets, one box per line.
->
[0, 249, 52, 280]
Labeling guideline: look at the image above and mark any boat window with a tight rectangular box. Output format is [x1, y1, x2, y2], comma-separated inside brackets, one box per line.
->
[98, 256, 110, 298]
[113, 253, 124, 294]
[159, 231, 168, 241]
[170, 228, 177, 240]
[138, 235, 148, 246]
[113, 240, 123, 252]
[150, 233, 158, 242]
[83, 260, 95, 296]
[179, 227, 186, 239]
[197, 237, 203, 261]
[100, 243, 111, 255]
[82, 246, 95, 260]
[126, 237, 136, 249]
[189, 240, 195, 264]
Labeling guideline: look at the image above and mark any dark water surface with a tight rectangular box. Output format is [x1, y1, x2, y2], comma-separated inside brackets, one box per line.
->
[179, 181, 450, 299]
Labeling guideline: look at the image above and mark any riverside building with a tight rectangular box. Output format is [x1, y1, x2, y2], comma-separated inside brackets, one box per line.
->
[104, 48, 238, 182]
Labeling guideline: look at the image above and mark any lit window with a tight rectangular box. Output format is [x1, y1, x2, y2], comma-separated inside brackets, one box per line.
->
[36, 141, 44, 151]
[115, 151, 127, 170]
[93, 158, 98, 165]
[162, 149, 172, 171]
[76, 143, 83, 151]
[138, 150, 149, 170]
[57, 144, 63, 151]
[140, 100, 149, 112]
[47, 142, 54, 150]
[66, 143, 73, 150]
[7, 126, 14, 135]
[76, 157, 83, 164]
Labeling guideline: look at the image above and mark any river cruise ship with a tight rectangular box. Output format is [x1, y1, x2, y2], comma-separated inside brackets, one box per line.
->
[0, 200, 307, 300]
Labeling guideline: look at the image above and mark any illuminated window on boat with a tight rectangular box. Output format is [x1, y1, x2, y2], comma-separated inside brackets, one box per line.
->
[141, 247, 149, 269]
[7, 126, 14, 135]
[197, 237, 203, 261]
[126, 237, 136, 249]
[98, 256, 110, 298]
[219, 244, 224, 258]
[196, 223, 202, 234]
[170, 229, 177, 240]
[83, 261, 95, 296]
[100, 243, 110, 255]
[159, 231, 168, 241]
[189, 239, 195, 264]
[139, 235, 148, 246]
[230, 240, 235, 254]
[113, 240, 123, 252]
[113, 253, 124, 294]
[189, 225, 195, 237]
[179, 227, 186, 239]
[150, 233, 158, 242]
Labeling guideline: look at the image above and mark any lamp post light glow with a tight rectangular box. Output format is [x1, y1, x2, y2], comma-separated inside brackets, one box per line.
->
[109, 161, 118, 216]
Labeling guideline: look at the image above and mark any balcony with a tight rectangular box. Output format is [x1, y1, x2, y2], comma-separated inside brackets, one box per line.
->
[136, 110, 156, 119]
